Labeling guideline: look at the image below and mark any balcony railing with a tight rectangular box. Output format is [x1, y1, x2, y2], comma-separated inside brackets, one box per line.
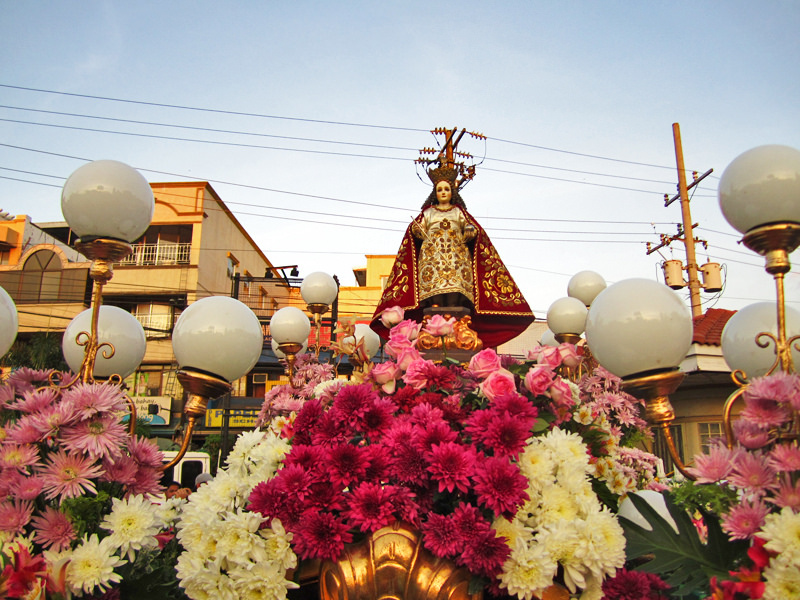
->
[119, 243, 191, 266]
[132, 312, 173, 338]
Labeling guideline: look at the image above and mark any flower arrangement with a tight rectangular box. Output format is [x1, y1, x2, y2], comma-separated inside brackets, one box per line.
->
[0, 368, 184, 599]
[681, 371, 800, 599]
[175, 307, 665, 600]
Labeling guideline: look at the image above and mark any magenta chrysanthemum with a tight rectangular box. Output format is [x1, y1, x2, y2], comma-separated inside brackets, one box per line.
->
[325, 443, 369, 488]
[331, 383, 379, 429]
[344, 481, 396, 532]
[459, 528, 510, 579]
[37, 449, 103, 500]
[30, 506, 76, 551]
[422, 512, 461, 557]
[275, 463, 316, 503]
[293, 510, 352, 561]
[479, 411, 532, 458]
[472, 455, 529, 516]
[427, 442, 475, 494]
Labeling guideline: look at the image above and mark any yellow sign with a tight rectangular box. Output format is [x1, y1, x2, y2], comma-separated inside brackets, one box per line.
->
[204, 408, 260, 428]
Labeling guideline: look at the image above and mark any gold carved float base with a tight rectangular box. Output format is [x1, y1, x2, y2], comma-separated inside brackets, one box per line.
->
[319, 521, 481, 600]
[417, 307, 483, 363]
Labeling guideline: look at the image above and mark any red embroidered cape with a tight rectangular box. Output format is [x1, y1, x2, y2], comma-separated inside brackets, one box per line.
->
[370, 207, 535, 348]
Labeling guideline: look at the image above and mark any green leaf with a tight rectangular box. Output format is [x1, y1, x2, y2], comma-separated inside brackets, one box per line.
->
[618, 492, 747, 598]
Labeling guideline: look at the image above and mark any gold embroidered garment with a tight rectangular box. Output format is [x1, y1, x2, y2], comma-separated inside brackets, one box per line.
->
[416, 206, 474, 303]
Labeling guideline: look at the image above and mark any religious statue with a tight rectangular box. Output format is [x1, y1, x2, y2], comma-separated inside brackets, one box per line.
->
[371, 144, 534, 349]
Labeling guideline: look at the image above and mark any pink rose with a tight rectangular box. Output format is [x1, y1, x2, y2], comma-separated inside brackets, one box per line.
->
[395, 346, 422, 371]
[424, 314, 455, 337]
[524, 365, 554, 396]
[479, 369, 517, 401]
[557, 344, 580, 369]
[380, 306, 405, 329]
[393, 319, 421, 341]
[468, 349, 502, 379]
[527, 344, 562, 369]
[385, 329, 417, 359]
[547, 378, 574, 407]
[371, 361, 402, 394]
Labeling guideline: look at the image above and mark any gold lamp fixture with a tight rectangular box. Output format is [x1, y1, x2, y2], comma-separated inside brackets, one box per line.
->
[300, 271, 339, 357]
[716, 145, 800, 446]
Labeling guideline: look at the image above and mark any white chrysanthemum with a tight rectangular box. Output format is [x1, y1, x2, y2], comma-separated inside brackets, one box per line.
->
[216, 509, 268, 569]
[537, 485, 581, 526]
[500, 542, 557, 600]
[492, 516, 533, 551]
[260, 518, 298, 574]
[762, 557, 800, 600]
[760, 506, 800, 563]
[540, 428, 590, 473]
[518, 443, 556, 489]
[156, 496, 186, 527]
[230, 559, 300, 600]
[66, 534, 126, 596]
[100, 494, 164, 561]
[581, 509, 626, 574]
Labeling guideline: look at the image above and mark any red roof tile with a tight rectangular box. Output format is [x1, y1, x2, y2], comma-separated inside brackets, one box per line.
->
[693, 308, 736, 345]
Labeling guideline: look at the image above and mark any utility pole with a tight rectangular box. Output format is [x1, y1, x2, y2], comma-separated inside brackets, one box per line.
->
[647, 124, 715, 318]
[416, 127, 486, 188]
[673, 123, 703, 318]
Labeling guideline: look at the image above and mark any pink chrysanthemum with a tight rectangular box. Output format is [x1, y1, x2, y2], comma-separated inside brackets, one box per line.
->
[10, 474, 44, 501]
[687, 443, 742, 484]
[125, 435, 164, 469]
[60, 415, 128, 460]
[344, 481, 396, 532]
[0, 383, 15, 409]
[732, 419, 771, 449]
[99, 455, 138, 487]
[293, 510, 352, 561]
[126, 465, 164, 498]
[741, 394, 792, 428]
[325, 443, 369, 488]
[766, 475, 800, 510]
[769, 442, 800, 472]
[422, 512, 461, 557]
[459, 528, 510, 579]
[31, 506, 76, 551]
[5, 415, 45, 445]
[28, 402, 77, 440]
[745, 371, 800, 410]
[427, 442, 475, 494]
[0, 442, 40, 471]
[8, 387, 58, 414]
[61, 382, 127, 420]
[728, 451, 778, 497]
[0, 499, 34, 535]
[472, 455, 529, 516]
[37, 449, 103, 500]
[5, 368, 55, 395]
[721, 499, 769, 540]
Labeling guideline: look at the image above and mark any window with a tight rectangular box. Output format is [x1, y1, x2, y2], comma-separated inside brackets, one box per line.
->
[133, 303, 173, 338]
[227, 253, 239, 279]
[698, 421, 724, 450]
[1, 249, 90, 303]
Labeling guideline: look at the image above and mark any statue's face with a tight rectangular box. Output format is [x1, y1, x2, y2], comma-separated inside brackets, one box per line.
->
[436, 181, 452, 204]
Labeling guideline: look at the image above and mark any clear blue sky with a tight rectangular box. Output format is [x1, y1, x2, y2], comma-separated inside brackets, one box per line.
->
[1, 1, 798, 317]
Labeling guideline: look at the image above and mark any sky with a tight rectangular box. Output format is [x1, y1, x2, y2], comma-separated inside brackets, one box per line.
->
[1, 2, 799, 320]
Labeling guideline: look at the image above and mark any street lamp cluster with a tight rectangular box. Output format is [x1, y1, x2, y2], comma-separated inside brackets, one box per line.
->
[1, 144, 798, 478]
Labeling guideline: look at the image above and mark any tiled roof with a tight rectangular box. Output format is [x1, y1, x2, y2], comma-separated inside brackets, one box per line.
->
[693, 308, 735, 345]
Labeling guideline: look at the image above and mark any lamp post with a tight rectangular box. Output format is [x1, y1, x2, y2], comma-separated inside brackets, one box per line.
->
[60, 160, 155, 385]
[270, 306, 311, 377]
[0, 286, 18, 359]
[717, 145, 800, 448]
[585, 278, 695, 477]
[168, 296, 263, 470]
[546, 296, 587, 345]
[300, 271, 338, 357]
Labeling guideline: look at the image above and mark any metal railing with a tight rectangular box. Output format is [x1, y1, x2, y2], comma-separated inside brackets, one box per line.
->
[119, 243, 191, 266]
[132, 312, 173, 338]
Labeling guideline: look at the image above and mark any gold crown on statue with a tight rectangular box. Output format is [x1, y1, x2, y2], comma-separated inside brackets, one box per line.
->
[427, 166, 458, 187]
